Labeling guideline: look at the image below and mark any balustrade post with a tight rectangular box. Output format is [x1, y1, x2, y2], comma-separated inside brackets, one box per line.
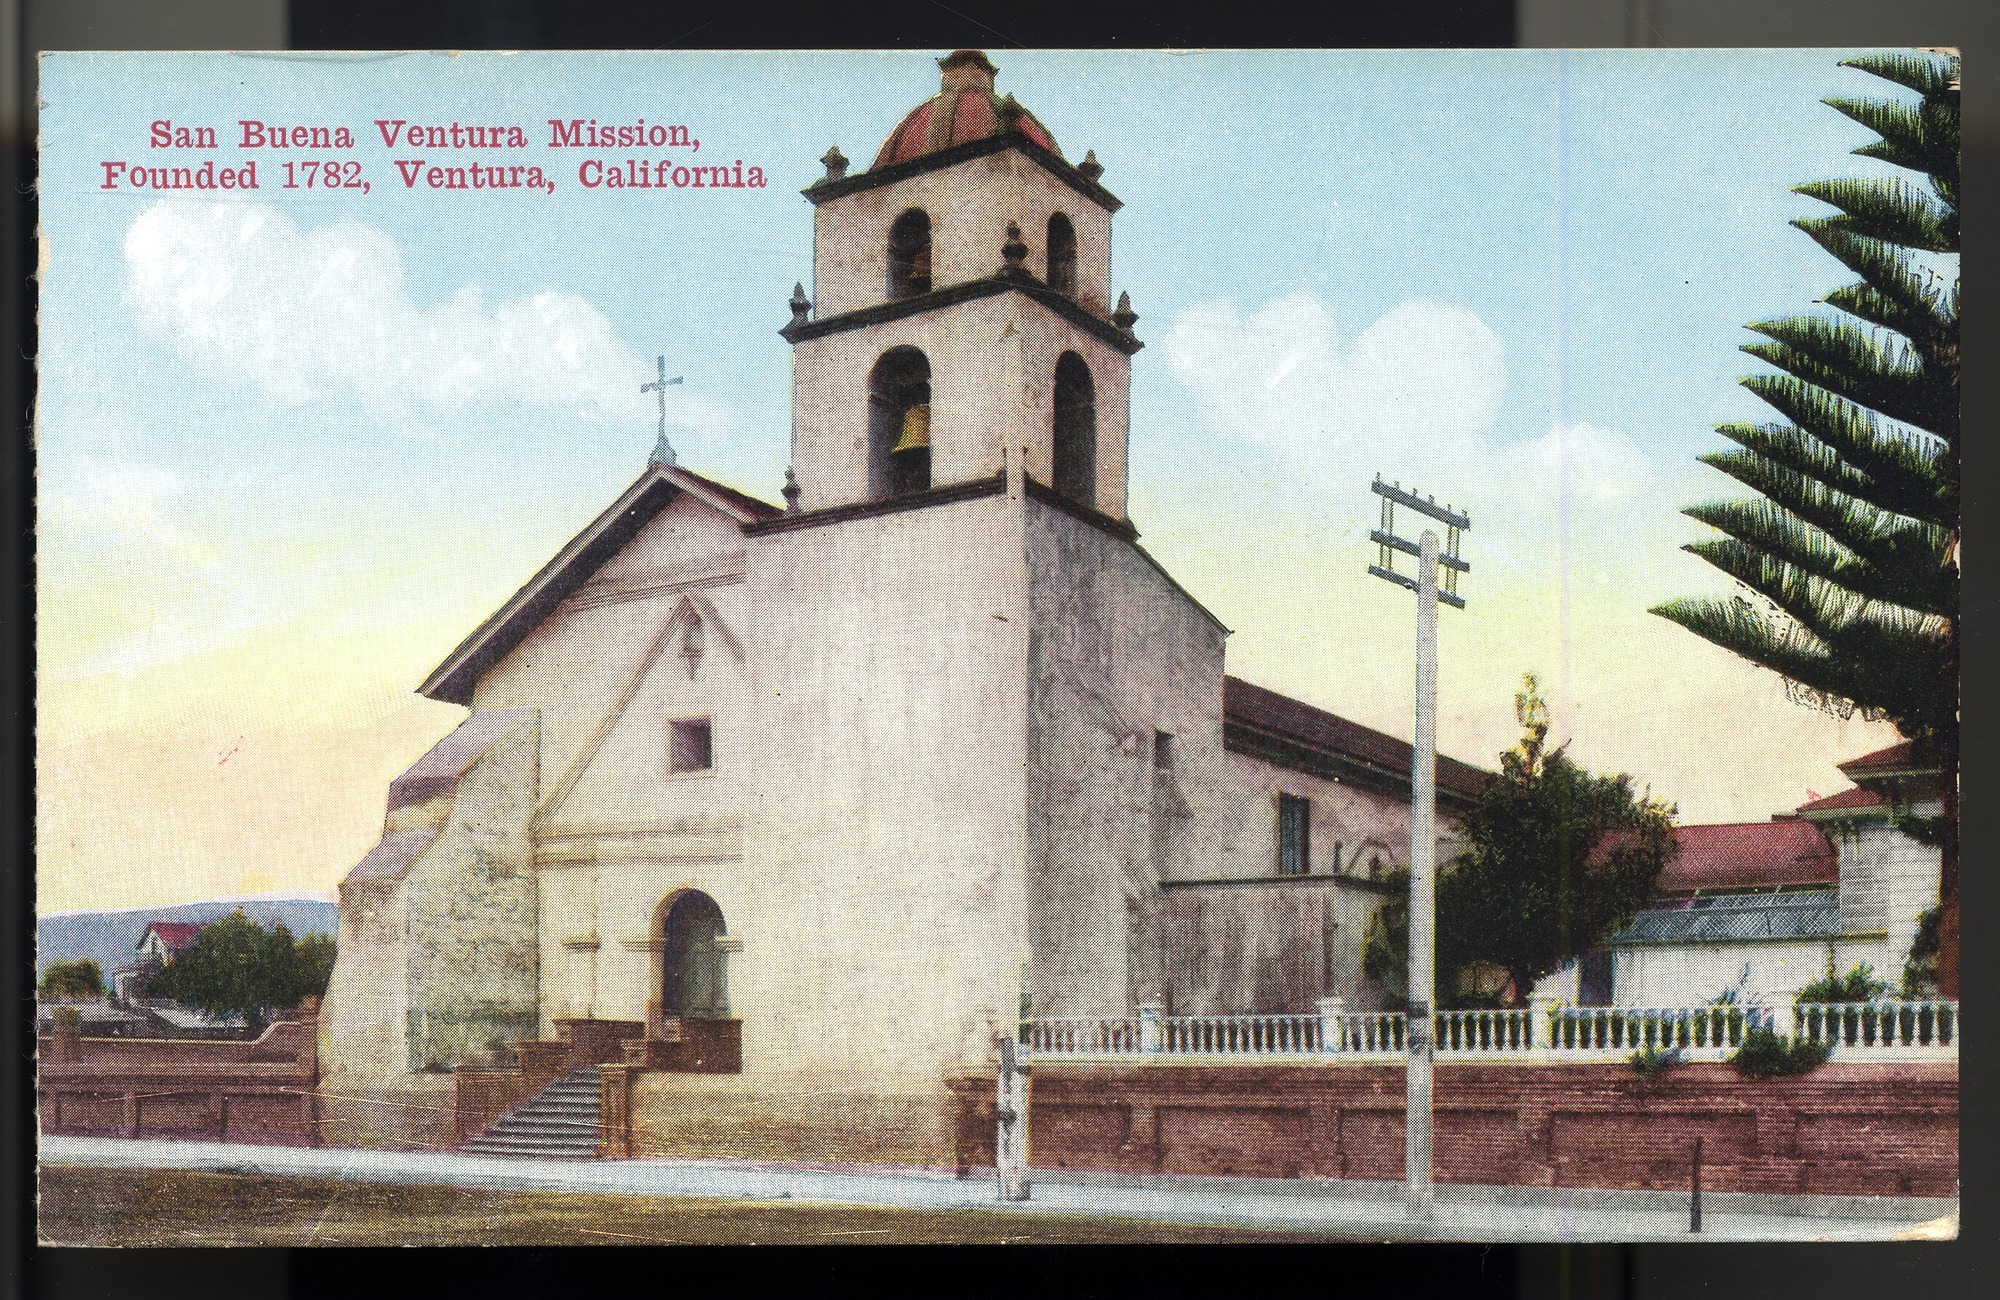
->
[1138, 1002, 1164, 1054]
[1531, 995, 1562, 1054]
[1317, 996, 1347, 1054]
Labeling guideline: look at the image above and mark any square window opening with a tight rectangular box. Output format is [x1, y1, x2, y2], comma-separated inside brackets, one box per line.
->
[1153, 730, 1174, 770]
[670, 718, 713, 774]
[1278, 793, 1311, 876]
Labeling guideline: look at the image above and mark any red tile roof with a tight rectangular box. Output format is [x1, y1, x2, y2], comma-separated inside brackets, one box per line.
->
[1838, 740, 1927, 776]
[1651, 821, 1837, 894]
[1222, 676, 1489, 802]
[1796, 786, 1891, 814]
[140, 922, 203, 952]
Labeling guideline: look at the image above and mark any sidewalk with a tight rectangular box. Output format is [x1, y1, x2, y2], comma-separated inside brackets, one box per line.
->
[39, 1135, 1956, 1242]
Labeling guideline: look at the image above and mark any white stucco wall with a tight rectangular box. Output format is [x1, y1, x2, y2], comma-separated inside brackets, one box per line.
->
[1607, 936, 1897, 1008]
[733, 491, 1033, 1093]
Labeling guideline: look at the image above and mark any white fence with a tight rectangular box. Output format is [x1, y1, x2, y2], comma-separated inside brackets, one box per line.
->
[1021, 999, 1957, 1064]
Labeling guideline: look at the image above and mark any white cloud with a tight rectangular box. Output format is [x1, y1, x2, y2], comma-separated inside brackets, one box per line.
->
[1504, 422, 1655, 511]
[122, 199, 726, 435]
[1163, 292, 1506, 465]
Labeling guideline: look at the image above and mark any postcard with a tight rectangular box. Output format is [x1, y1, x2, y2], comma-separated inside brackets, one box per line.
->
[35, 47, 1958, 1245]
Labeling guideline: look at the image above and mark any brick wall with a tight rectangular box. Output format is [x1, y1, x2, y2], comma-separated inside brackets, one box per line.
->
[945, 1061, 1956, 1198]
[38, 1002, 321, 1146]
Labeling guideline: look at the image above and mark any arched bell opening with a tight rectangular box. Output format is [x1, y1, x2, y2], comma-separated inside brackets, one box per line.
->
[868, 347, 933, 498]
[887, 208, 933, 300]
[653, 889, 729, 1023]
[1053, 351, 1097, 505]
[1046, 212, 1078, 297]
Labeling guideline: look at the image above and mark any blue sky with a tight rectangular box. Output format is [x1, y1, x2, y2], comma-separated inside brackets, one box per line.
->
[36, 49, 1924, 910]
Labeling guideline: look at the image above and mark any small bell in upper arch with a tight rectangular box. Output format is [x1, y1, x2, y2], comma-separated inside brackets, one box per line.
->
[891, 402, 931, 455]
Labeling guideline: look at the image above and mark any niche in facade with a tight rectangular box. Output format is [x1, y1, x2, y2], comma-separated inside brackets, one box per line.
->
[1053, 351, 1096, 504]
[887, 208, 933, 299]
[868, 346, 933, 498]
[1046, 212, 1078, 296]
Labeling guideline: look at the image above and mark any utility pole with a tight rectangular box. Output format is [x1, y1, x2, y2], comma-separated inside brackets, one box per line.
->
[1367, 475, 1469, 1222]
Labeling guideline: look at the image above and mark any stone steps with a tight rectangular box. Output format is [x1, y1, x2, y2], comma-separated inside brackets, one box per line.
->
[461, 1067, 602, 1159]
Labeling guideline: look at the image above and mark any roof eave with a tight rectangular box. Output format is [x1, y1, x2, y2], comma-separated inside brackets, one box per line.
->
[418, 464, 777, 707]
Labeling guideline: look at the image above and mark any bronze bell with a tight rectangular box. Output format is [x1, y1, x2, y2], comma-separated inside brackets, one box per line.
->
[891, 402, 931, 455]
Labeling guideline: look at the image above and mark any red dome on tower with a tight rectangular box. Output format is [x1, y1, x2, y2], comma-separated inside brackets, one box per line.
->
[871, 50, 1062, 170]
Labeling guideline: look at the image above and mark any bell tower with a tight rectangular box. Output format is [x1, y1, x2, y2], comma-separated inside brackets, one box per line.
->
[781, 50, 1141, 519]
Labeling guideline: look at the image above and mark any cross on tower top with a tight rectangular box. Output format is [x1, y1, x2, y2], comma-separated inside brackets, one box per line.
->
[642, 354, 684, 466]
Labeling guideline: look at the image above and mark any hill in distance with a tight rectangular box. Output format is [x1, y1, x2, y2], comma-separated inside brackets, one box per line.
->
[37, 894, 339, 982]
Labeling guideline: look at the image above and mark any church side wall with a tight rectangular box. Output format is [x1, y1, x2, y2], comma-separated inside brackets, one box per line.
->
[1022, 499, 1226, 1017]
[401, 715, 541, 1070]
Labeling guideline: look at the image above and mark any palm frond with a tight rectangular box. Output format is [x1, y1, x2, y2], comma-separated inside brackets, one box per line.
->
[1840, 51, 1958, 101]
[1740, 374, 1953, 504]
[1743, 314, 1955, 441]
[1793, 178, 1956, 252]
[1684, 493, 1951, 615]
[1826, 95, 1958, 182]
[1793, 220, 1957, 343]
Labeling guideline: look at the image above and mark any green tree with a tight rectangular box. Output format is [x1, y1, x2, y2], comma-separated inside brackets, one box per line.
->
[1366, 675, 1677, 1007]
[1649, 50, 1960, 995]
[38, 958, 105, 999]
[145, 910, 335, 1025]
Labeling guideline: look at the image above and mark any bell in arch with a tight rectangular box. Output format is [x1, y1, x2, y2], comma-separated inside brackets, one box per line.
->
[891, 402, 931, 455]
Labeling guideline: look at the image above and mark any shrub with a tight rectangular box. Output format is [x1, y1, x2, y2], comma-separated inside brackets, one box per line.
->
[1728, 1027, 1832, 1078]
[1629, 1045, 1684, 1079]
[39, 959, 105, 999]
[1795, 962, 1888, 1006]
[1899, 907, 1943, 999]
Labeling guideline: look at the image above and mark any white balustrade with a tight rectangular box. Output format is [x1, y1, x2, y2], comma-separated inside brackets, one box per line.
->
[1019, 999, 1957, 1063]
[1794, 1000, 1957, 1056]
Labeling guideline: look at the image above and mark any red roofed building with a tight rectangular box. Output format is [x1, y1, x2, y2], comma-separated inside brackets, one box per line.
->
[137, 921, 203, 963]
[1542, 741, 1943, 1009]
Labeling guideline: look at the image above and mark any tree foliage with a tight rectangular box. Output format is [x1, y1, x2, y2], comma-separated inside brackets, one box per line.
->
[1650, 49, 1960, 997]
[39, 958, 105, 999]
[1365, 675, 1677, 1007]
[144, 910, 335, 1023]
[1650, 51, 1958, 743]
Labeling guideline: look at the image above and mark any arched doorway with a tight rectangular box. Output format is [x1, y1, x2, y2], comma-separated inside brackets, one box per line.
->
[656, 890, 729, 1020]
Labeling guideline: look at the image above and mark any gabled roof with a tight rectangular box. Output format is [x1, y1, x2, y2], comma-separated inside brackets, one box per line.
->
[1838, 739, 1933, 779]
[420, 464, 781, 707]
[1796, 786, 1892, 815]
[139, 921, 202, 952]
[1222, 676, 1490, 804]
[1650, 820, 1837, 894]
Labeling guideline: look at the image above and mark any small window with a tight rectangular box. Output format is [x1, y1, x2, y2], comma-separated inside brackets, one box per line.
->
[670, 718, 713, 774]
[1278, 793, 1310, 876]
[1153, 730, 1174, 770]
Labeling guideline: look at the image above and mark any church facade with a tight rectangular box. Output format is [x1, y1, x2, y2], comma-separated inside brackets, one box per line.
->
[320, 51, 1485, 1161]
